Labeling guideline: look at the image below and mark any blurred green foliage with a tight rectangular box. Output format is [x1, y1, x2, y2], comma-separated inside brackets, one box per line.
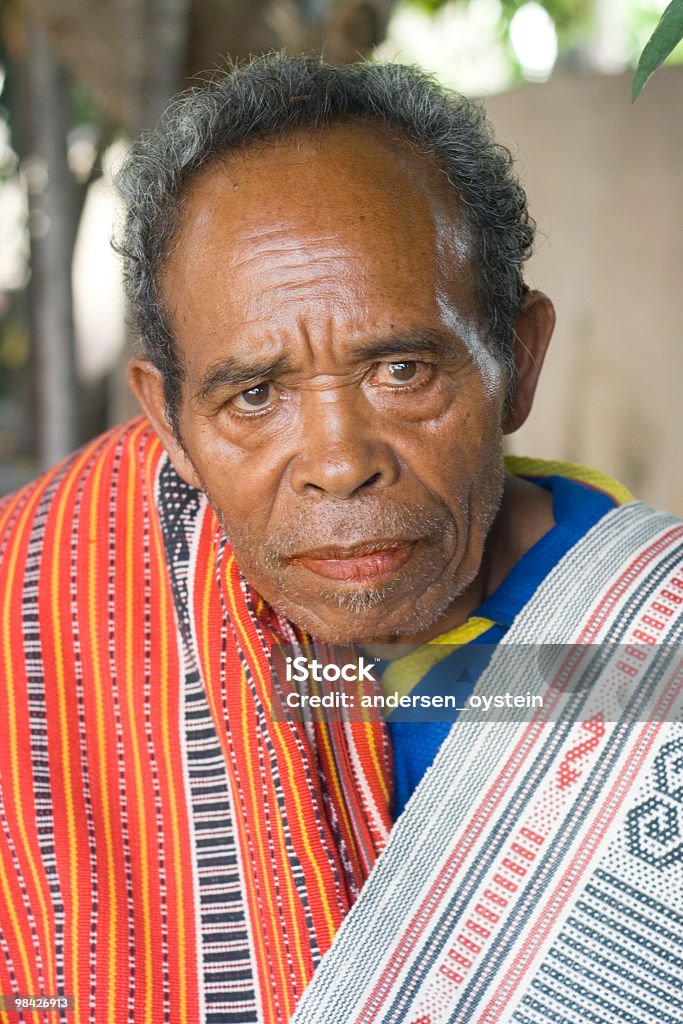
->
[632, 0, 683, 97]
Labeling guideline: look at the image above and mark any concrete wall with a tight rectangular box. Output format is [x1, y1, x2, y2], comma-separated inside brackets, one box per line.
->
[486, 66, 682, 516]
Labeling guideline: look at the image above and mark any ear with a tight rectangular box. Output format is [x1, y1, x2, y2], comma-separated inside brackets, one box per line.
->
[502, 289, 555, 435]
[127, 358, 203, 489]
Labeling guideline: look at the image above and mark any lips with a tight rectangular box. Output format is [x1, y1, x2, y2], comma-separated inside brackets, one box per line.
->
[289, 540, 417, 583]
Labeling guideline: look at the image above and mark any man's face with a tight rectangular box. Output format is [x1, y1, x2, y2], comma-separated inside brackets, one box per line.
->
[155, 126, 510, 643]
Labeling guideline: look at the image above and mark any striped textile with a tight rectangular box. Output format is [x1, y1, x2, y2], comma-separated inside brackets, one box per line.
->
[290, 503, 683, 1024]
[0, 419, 393, 1024]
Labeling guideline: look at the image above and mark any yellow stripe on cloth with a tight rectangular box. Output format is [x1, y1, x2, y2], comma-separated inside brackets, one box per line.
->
[504, 455, 633, 506]
[381, 617, 496, 701]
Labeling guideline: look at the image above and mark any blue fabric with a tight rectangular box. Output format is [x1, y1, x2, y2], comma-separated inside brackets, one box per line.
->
[389, 475, 619, 819]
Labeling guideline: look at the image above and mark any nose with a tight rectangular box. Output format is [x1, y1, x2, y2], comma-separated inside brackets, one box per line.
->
[289, 391, 399, 500]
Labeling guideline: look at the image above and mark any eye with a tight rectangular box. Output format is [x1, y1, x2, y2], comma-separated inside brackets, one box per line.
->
[229, 381, 277, 412]
[371, 361, 428, 386]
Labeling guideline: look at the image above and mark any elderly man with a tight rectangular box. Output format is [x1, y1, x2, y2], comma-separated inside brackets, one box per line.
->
[1, 54, 681, 1024]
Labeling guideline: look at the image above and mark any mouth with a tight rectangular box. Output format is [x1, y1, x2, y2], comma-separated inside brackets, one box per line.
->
[289, 539, 418, 583]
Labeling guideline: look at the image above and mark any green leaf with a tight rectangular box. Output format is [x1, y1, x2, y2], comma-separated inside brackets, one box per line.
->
[632, 0, 683, 100]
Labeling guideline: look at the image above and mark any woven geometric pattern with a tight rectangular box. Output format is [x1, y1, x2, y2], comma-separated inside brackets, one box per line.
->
[291, 504, 683, 1024]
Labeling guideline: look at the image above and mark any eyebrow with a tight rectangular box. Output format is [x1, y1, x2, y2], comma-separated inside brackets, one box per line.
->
[194, 354, 294, 404]
[193, 328, 459, 404]
[347, 328, 458, 363]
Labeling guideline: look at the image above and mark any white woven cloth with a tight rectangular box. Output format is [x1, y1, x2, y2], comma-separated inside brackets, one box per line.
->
[291, 502, 683, 1024]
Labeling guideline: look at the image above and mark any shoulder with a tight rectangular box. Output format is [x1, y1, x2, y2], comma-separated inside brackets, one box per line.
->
[0, 417, 164, 568]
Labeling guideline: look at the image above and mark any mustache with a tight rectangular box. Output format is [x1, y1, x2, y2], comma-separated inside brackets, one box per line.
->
[261, 498, 459, 561]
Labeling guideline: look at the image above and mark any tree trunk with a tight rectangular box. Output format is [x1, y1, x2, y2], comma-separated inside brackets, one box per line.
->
[26, 22, 78, 469]
[19, 0, 396, 134]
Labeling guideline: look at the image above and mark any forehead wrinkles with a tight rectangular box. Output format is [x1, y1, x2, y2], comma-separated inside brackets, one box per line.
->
[160, 124, 482, 357]
[227, 227, 365, 288]
[166, 123, 459, 264]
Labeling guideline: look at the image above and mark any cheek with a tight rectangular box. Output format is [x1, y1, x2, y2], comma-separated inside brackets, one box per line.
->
[401, 389, 504, 475]
[174, 433, 283, 549]
[413, 409, 505, 531]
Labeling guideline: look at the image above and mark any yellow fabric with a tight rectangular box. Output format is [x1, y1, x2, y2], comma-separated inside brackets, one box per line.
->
[504, 455, 634, 507]
[381, 617, 495, 700]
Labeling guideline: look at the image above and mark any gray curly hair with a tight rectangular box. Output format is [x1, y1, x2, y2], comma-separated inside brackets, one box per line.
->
[115, 52, 534, 437]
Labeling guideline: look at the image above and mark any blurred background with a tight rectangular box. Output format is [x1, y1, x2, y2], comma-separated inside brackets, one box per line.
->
[0, 0, 681, 510]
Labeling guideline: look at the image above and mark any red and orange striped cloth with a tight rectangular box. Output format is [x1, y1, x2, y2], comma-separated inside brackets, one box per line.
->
[0, 418, 393, 1023]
